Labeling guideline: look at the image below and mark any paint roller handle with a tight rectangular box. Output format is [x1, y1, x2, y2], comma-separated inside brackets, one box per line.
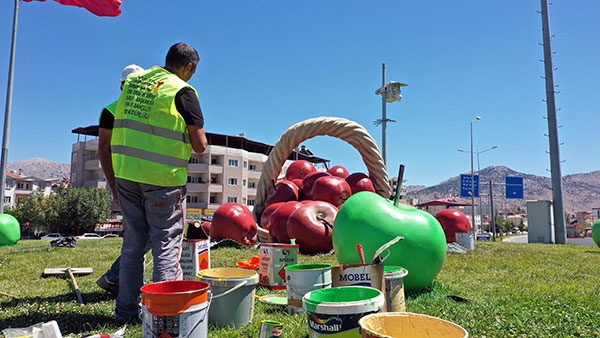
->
[356, 244, 366, 264]
[67, 268, 84, 305]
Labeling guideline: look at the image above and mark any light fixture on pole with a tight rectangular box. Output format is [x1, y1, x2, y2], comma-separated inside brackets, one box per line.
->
[458, 145, 499, 233]
[470, 116, 481, 236]
[374, 63, 406, 166]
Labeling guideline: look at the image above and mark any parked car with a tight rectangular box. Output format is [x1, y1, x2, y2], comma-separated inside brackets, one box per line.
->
[102, 234, 119, 238]
[40, 233, 64, 240]
[76, 233, 102, 239]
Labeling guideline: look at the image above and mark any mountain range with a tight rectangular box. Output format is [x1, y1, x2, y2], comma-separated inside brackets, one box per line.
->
[5, 158, 599, 213]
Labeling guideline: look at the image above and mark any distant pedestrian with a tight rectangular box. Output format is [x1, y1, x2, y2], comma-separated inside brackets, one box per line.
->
[112, 43, 207, 324]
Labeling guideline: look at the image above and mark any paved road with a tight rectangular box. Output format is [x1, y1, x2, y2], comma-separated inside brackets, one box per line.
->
[504, 234, 597, 247]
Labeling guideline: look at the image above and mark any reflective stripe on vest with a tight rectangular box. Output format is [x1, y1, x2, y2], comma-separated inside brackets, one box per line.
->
[111, 145, 189, 168]
[113, 119, 190, 144]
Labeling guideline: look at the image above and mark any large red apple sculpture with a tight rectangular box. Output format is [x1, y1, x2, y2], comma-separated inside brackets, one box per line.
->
[327, 165, 350, 178]
[210, 203, 257, 246]
[264, 180, 299, 206]
[260, 202, 285, 230]
[269, 201, 302, 243]
[345, 172, 375, 194]
[287, 201, 337, 254]
[285, 160, 317, 180]
[301, 171, 331, 200]
[435, 209, 472, 243]
[311, 176, 352, 207]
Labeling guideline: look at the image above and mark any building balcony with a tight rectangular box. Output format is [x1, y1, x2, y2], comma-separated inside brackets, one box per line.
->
[247, 188, 257, 196]
[187, 163, 209, 173]
[209, 165, 223, 174]
[187, 202, 208, 209]
[208, 184, 223, 193]
[85, 159, 101, 170]
[187, 183, 209, 193]
[207, 203, 221, 210]
[247, 170, 262, 179]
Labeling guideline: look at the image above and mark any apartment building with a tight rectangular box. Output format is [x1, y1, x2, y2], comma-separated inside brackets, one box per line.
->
[71, 126, 328, 217]
[2, 171, 60, 209]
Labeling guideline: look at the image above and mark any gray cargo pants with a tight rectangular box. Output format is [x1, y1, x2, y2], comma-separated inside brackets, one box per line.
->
[114, 178, 186, 322]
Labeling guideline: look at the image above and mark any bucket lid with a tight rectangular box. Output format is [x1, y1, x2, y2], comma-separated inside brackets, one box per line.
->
[198, 267, 259, 285]
[358, 312, 468, 338]
[303, 286, 384, 315]
[384, 265, 408, 278]
[284, 263, 331, 271]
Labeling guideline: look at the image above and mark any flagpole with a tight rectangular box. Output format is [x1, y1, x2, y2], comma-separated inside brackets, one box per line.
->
[0, 0, 20, 213]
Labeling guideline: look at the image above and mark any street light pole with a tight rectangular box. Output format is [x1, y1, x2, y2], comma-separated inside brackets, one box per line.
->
[470, 116, 481, 236]
[381, 64, 387, 165]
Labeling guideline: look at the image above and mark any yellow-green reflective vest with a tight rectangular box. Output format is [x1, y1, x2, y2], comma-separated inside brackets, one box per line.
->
[111, 66, 195, 187]
[98, 100, 118, 123]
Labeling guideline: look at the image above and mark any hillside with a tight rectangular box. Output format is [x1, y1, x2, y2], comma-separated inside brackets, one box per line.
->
[6, 157, 70, 179]
[405, 166, 600, 213]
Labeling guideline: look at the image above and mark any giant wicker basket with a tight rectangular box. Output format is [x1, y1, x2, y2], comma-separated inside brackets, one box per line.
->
[253, 117, 392, 243]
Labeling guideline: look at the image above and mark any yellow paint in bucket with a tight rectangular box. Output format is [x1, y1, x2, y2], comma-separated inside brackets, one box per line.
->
[358, 312, 468, 338]
[199, 268, 258, 328]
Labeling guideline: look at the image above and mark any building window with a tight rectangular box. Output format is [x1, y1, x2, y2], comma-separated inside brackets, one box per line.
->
[228, 159, 239, 167]
[243, 179, 247, 187]
[188, 176, 201, 183]
[17, 182, 31, 190]
[243, 161, 248, 168]
[247, 199, 255, 206]
[227, 196, 237, 203]
[248, 181, 256, 189]
[228, 177, 238, 186]
[211, 177, 218, 184]
[211, 158, 218, 165]
[249, 164, 257, 171]
[210, 195, 216, 203]
[187, 195, 198, 203]
[72, 153, 77, 163]
[71, 173, 77, 183]
[4, 196, 10, 203]
[243, 197, 247, 204]
[189, 156, 200, 164]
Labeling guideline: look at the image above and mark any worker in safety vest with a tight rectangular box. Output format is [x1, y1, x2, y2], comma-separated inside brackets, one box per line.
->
[95, 64, 147, 298]
[112, 43, 207, 324]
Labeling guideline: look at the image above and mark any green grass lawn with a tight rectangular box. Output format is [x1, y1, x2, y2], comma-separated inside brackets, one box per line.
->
[1, 239, 599, 337]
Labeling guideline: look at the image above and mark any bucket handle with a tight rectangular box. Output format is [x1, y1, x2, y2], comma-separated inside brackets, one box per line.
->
[373, 235, 404, 264]
[211, 280, 248, 299]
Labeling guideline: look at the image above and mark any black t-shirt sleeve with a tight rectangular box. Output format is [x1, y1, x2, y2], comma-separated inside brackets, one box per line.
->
[175, 87, 204, 127]
[99, 108, 115, 129]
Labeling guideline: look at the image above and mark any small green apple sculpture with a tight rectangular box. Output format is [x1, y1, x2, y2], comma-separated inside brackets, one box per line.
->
[0, 214, 20, 246]
[333, 191, 447, 291]
[592, 219, 600, 248]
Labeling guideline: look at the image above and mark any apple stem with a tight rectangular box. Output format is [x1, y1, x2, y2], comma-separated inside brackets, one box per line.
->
[316, 215, 334, 229]
[393, 164, 405, 207]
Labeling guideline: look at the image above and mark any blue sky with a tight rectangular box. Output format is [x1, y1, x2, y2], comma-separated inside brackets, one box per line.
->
[0, 1, 598, 186]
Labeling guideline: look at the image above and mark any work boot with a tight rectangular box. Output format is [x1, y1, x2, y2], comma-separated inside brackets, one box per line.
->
[96, 274, 119, 297]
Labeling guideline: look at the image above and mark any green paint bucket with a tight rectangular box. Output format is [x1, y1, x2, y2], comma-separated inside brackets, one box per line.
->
[384, 266, 408, 312]
[302, 286, 384, 337]
[285, 263, 332, 314]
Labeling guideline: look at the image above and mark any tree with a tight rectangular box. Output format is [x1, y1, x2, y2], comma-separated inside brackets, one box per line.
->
[6, 190, 46, 233]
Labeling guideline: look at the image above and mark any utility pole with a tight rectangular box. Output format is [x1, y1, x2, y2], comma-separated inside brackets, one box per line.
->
[540, 0, 566, 244]
[381, 64, 387, 165]
[489, 181, 496, 242]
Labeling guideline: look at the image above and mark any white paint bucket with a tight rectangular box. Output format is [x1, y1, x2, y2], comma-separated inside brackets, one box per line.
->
[455, 232, 474, 250]
[141, 280, 211, 338]
[284, 263, 332, 314]
[199, 268, 259, 328]
[303, 286, 384, 337]
[180, 239, 210, 280]
[384, 266, 408, 312]
[259, 242, 299, 290]
[359, 312, 469, 338]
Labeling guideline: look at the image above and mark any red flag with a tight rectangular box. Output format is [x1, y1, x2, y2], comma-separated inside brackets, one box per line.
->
[23, 0, 122, 17]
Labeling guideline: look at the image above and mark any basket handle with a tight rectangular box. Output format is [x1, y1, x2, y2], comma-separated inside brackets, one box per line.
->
[254, 117, 391, 220]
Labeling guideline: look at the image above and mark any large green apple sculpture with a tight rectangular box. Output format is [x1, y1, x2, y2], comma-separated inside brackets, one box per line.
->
[593, 219, 600, 248]
[0, 214, 20, 246]
[333, 192, 447, 291]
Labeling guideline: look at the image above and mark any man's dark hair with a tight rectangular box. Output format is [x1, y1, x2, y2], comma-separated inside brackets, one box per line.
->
[165, 43, 199, 69]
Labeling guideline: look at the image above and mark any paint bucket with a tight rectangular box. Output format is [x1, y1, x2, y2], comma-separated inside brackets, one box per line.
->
[455, 232, 474, 250]
[180, 239, 210, 280]
[259, 320, 283, 337]
[259, 242, 299, 290]
[199, 268, 258, 328]
[141, 280, 211, 338]
[358, 312, 469, 338]
[332, 264, 385, 289]
[303, 286, 384, 338]
[384, 266, 408, 312]
[284, 263, 332, 314]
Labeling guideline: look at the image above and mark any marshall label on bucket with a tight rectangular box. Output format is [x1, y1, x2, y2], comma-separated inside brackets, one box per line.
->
[259, 243, 299, 289]
[308, 311, 378, 336]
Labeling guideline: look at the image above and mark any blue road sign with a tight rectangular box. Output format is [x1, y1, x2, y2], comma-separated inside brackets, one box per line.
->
[506, 176, 524, 199]
[460, 174, 479, 198]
